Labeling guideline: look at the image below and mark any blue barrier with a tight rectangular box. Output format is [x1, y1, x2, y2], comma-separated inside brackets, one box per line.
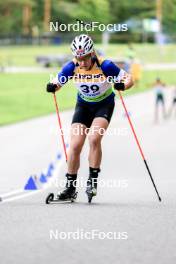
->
[24, 176, 38, 190]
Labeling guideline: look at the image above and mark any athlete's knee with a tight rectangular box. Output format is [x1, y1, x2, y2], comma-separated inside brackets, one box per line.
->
[70, 140, 83, 155]
[88, 135, 101, 149]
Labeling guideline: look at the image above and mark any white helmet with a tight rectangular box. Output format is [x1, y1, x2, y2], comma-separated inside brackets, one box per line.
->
[71, 34, 94, 58]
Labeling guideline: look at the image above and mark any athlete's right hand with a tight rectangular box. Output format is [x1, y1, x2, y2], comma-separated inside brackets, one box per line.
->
[46, 83, 58, 93]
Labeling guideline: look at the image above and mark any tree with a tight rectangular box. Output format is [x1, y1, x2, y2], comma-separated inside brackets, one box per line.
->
[162, 0, 176, 34]
[0, 0, 35, 34]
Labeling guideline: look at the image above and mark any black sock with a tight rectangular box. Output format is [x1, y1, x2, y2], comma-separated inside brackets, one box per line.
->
[89, 167, 100, 188]
[66, 173, 77, 188]
[89, 167, 100, 178]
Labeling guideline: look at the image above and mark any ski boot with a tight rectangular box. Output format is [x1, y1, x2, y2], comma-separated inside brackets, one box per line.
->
[57, 173, 78, 201]
[46, 173, 78, 204]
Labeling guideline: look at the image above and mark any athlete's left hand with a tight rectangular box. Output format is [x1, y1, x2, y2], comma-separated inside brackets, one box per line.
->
[114, 82, 125, 91]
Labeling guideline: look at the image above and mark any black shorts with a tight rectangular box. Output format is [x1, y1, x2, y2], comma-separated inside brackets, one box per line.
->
[72, 98, 115, 128]
[156, 94, 164, 104]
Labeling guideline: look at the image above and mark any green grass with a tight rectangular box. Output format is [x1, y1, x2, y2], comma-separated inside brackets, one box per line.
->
[0, 70, 176, 125]
[0, 43, 176, 66]
[97, 43, 176, 64]
[0, 72, 77, 125]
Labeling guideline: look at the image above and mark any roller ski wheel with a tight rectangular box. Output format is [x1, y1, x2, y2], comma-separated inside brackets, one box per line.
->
[45, 193, 54, 204]
[86, 188, 97, 203]
[88, 193, 93, 203]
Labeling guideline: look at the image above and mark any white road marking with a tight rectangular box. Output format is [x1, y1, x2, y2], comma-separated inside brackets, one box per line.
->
[0, 157, 66, 203]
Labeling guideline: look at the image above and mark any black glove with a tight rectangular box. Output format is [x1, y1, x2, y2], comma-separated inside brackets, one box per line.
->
[46, 83, 58, 93]
[114, 82, 125, 91]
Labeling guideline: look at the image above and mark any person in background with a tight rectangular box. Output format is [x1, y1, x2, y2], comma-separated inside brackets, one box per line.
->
[130, 59, 142, 87]
[153, 78, 166, 123]
[125, 43, 136, 62]
[168, 86, 176, 118]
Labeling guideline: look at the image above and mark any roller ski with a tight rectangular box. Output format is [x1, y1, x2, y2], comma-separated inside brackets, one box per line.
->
[86, 180, 97, 203]
[45, 190, 78, 204]
[86, 168, 100, 203]
[45, 173, 78, 204]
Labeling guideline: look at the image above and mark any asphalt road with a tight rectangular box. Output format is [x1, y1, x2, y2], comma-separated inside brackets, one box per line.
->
[0, 90, 176, 264]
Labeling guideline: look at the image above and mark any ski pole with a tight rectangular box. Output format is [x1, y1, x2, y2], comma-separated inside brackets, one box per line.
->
[118, 90, 161, 202]
[53, 92, 68, 162]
